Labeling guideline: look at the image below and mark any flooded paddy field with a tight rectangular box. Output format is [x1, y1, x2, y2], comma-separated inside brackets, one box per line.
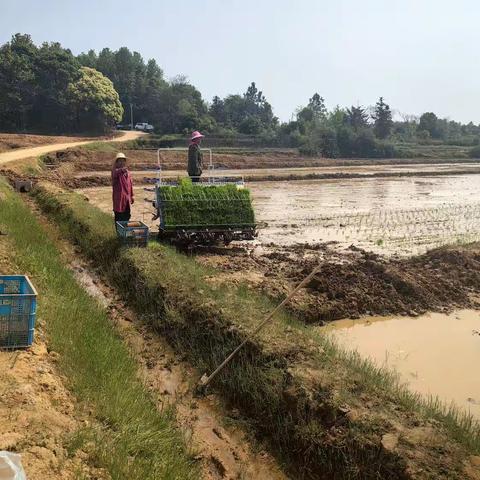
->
[79, 172, 480, 256]
[250, 174, 480, 255]
[321, 309, 480, 422]
[75, 171, 480, 425]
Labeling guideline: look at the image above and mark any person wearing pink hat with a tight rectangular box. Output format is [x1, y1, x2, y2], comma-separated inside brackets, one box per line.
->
[187, 130, 204, 182]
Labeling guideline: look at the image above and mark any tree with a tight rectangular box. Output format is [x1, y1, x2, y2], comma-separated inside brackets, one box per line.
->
[308, 93, 327, 120]
[418, 112, 440, 139]
[238, 115, 262, 134]
[67, 67, 123, 132]
[77, 49, 97, 68]
[345, 106, 369, 132]
[372, 97, 393, 139]
[0, 34, 37, 130]
[209, 96, 226, 123]
[154, 79, 206, 133]
[299, 124, 338, 158]
[297, 93, 327, 125]
[31, 41, 81, 131]
[212, 83, 277, 133]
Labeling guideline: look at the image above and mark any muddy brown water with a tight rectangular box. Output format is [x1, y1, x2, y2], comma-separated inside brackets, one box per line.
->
[79, 172, 480, 256]
[321, 309, 480, 422]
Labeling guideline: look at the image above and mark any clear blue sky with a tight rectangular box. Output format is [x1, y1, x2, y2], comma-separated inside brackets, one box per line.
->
[2, 0, 480, 123]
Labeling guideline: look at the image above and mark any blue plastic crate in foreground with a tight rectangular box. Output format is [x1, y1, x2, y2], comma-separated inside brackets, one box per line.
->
[116, 221, 149, 247]
[0, 275, 37, 348]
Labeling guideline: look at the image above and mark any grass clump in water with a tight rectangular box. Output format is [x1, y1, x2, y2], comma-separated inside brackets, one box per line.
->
[157, 178, 255, 229]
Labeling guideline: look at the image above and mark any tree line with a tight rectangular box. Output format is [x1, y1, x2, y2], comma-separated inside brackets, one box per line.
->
[1, 33, 480, 157]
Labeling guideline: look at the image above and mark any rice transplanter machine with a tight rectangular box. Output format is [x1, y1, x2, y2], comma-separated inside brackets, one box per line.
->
[149, 148, 257, 246]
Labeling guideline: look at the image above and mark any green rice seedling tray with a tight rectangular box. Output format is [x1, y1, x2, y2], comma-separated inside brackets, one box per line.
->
[156, 178, 255, 230]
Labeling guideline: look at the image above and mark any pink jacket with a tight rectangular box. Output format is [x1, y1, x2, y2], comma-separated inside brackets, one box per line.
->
[112, 167, 134, 212]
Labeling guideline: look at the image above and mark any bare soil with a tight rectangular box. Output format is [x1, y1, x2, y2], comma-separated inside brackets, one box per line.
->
[38, 146, 480, 173]
[197, 242, 480, 323]
[0, 241, 108, 480]
[0, 131, 144, 166]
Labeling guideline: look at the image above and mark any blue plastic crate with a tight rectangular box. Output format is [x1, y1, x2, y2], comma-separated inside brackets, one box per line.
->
[0, 275, 37, 349]
[116, 221, 149, 247]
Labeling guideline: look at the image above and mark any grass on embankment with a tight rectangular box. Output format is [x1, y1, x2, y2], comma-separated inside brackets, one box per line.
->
[0, 179, 197, 480]
[32, 181, 480, 479]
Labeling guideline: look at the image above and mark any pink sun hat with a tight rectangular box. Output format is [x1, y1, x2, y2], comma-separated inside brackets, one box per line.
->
[190, 130, 205, 140]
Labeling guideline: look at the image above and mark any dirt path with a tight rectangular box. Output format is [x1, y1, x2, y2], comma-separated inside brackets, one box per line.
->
[0, 130, 144, 166]
[71, 260, 288, 480]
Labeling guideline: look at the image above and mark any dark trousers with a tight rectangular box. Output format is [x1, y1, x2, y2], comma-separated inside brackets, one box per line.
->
[190, 175, 200, 183]
[114, 206, 131, 223]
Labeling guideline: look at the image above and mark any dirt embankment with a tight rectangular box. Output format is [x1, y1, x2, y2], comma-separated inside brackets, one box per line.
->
[43, 147, 329, 171]
[43, 145, 480, 171]
[198, 243, 480, 323]
[36, 147, 480, 188]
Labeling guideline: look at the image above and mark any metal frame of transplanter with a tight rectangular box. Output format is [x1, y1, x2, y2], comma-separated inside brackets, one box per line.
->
[142, 148, 257, 246]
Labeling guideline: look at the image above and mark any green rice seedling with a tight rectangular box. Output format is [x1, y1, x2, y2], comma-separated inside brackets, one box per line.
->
[157, 178, 255, 230]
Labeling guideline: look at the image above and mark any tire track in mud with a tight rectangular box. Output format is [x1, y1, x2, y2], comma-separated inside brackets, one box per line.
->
[70, 259, 288, 480]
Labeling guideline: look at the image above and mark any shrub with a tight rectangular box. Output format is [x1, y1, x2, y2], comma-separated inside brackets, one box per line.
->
[469, 145, 480, 158]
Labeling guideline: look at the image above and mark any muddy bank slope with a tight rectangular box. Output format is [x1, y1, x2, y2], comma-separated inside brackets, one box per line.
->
[32, 182, 480, 480]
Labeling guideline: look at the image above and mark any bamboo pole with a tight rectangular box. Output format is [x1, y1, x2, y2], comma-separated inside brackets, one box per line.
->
[196, 263, 322, 393]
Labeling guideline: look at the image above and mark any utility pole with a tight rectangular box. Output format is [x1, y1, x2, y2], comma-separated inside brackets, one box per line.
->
[130, 103, 134, 130]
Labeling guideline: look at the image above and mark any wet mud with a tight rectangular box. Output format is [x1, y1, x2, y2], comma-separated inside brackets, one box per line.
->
[69, 259, 288, 480]
[322, 309, 480, 421]
[198, 243, 480, 322]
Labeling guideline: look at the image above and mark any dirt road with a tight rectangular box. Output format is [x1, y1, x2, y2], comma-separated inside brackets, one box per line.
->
[0, 130, 144, 166]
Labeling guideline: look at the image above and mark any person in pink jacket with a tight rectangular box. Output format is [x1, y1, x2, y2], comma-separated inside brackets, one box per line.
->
[112, 152, 134, 222]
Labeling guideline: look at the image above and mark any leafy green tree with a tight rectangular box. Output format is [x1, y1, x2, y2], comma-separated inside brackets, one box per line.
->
[238, 115, 262, 134]
[80, 46, 167, 126]
[210, 83, 276, 133]
[308, 93, 327, 120]
[418, 112, 440, 139]
[328, 106, 347, 130]
[154, 78, 206, 133]
[297, 93, 327, 125]
[31, 41, 80, 131]
[209, 96, 226, 124]
[77, 49, 97, 68]
[0, 34, 37, 130]
[299, 124, 338, 157]
[372, 97, 393, 139]
[346, 106, 369, 132]
[67, 67, 123, 132]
